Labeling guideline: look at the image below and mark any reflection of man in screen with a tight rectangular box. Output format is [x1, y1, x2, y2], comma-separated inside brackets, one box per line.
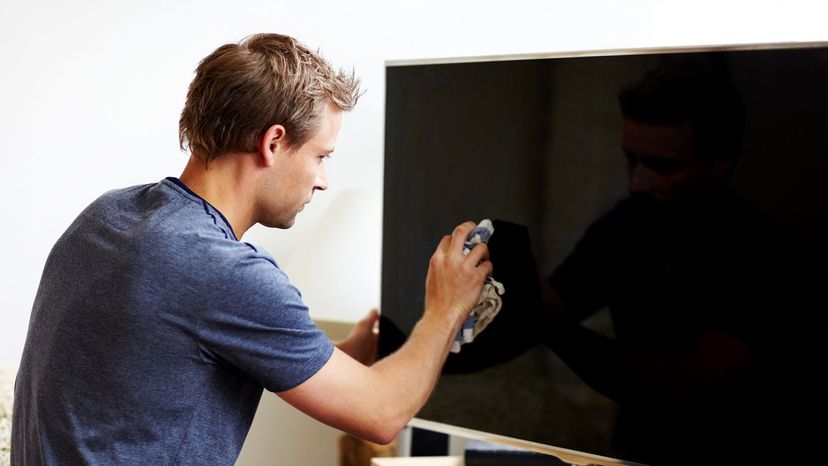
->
[541, 66, 815, 465]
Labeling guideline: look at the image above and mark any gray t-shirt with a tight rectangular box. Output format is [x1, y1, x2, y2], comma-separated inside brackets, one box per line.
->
[12, 178, 334, 465]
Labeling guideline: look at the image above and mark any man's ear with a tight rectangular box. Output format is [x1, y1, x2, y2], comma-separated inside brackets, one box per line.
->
[259, 124, 287, 167]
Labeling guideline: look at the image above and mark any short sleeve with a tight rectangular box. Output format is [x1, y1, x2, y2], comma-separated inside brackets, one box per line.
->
[197, 255, 334, 393]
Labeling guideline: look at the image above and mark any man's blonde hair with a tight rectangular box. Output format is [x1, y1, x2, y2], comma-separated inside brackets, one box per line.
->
[179, 33, 361, 162]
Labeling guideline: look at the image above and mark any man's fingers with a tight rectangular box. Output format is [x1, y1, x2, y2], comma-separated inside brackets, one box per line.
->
[465, 241, 490, 265]
[434, 234, 452, 257]
[359, 308, 380, 330]
[477, 259, 493, 277]
[449, 221, 477, 253]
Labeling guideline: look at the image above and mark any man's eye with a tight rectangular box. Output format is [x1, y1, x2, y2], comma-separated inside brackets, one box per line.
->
[644, 158, 679, 174]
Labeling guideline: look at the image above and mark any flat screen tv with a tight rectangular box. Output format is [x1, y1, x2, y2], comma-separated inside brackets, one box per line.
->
[380, 42, 828, 466]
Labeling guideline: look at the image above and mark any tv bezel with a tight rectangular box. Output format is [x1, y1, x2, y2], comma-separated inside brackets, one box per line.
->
[384, 40, 828, 67]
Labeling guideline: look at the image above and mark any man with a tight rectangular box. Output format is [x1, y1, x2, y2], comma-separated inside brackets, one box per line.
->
[542, 66, 815, 465]
[12, 33, 491, 464]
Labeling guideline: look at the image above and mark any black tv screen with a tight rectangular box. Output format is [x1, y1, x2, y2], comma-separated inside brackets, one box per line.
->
[380, 43, 828, 466]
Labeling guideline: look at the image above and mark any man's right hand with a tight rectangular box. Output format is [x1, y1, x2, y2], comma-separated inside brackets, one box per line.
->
[424, 221, 493, 327]
[279, 221, 493, 445]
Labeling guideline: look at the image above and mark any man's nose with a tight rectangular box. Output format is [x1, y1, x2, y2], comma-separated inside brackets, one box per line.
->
[315, 168, 328, 191]
[629, 164, 652, 194]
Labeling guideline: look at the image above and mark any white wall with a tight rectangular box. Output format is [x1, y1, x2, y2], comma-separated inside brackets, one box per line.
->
[3, 0, 827, 365]
[1, 0, 826, 463]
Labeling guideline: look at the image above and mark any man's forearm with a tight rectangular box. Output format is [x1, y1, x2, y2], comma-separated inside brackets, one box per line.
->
[368, 311, 460, 429]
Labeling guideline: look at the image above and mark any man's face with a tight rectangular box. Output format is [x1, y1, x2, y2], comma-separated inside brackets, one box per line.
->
[622, 119, 718, 206]
[261, 102, 343, 229]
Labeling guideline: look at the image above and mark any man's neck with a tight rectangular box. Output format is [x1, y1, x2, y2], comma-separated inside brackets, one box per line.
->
[178, 153, 256, 239]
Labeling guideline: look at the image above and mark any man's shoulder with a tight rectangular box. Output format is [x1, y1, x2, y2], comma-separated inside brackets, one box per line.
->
[81, 179, 188, 225]
[80, 179, 282, 280]
[147, 222, 283, 287]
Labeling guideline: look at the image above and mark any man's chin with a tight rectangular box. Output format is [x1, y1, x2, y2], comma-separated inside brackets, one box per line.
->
[261, 216, 297, 230]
